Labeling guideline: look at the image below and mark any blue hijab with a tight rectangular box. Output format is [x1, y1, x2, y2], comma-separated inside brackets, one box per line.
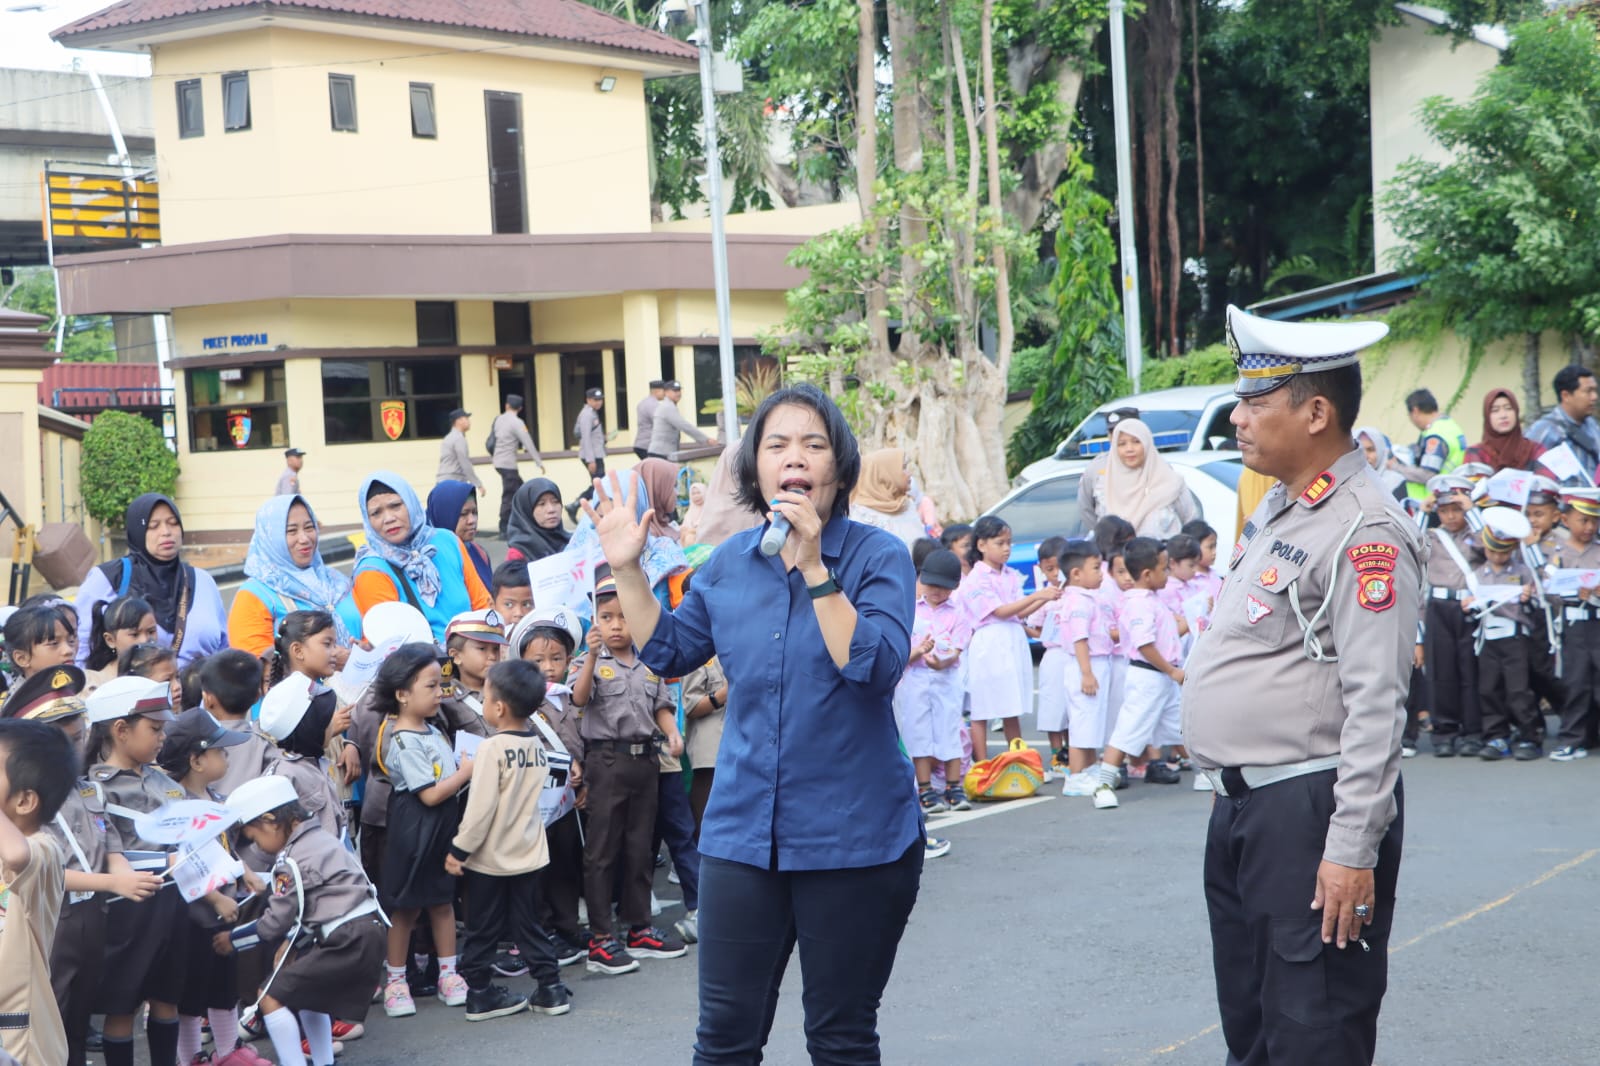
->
[427, 480, 494, 590]
[244, 494, 355, 641]
[355, 472, 443, 607]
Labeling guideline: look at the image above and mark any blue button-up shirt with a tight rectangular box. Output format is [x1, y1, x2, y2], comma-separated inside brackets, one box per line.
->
[640, 514, 920, 871]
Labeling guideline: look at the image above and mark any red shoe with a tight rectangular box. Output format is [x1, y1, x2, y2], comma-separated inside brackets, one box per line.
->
[329, 1022, 364, 1042]
[300, 1039, 345, 1058]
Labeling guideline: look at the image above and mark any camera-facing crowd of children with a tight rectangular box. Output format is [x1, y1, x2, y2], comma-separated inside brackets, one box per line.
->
[0, 559, 719, 1066]
[896, 514, 1223, 814]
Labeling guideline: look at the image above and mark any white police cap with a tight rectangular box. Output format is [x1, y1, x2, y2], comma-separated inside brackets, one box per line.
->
[509, 604, 584, 656]
[1479, 506, 1531, 550]
[258, 673, 315, 742]
[227, 776, 299, 824]
[1426, 474, 1474, 499]
[85, 676, 174, 724]
[1226, 304, 1389, 398]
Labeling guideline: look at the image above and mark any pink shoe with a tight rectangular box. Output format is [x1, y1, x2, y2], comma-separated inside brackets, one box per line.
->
[213, 1046, 268, 1066]
[436, 971, 469, 1007]
[384, 979, 416, 1018]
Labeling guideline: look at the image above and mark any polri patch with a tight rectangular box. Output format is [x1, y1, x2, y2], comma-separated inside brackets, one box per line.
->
[1300, 471, 1336, 506]
[1270, 540, 1308, 566]
[1347, 542, 1399, 612]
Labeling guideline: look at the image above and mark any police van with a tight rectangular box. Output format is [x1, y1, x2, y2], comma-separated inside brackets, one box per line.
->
[1012, 385, 1240, 488]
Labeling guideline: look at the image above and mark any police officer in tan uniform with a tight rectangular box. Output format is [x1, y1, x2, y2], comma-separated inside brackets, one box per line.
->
[1183, 305, 1424, 1066]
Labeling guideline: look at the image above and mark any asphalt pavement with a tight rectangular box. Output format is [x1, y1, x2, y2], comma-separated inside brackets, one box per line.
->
[326, 734, 1598, 1066]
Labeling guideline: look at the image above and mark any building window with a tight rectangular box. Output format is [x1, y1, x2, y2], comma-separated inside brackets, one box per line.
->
[222, 72, 250, 131]
[559, 351, 602, 448]
[328, 74, 357, 132]
[493, 302, 530, 346]
[415, 301, 457, 346]
[410, 83, 437, 138]
[187, 365, 287, 452]
[176, 79, 203, 138]
[611, 349, 630, 431]
[692, 344, 769, 427]
[322, 358, 461, 443]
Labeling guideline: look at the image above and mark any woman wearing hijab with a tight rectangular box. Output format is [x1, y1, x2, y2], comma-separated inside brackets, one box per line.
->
[680, 482, 708, 546]
[73, 493, 228, 668]
[1355, 426, 1409, 502]
[849, 448, 925, 549]
[1463, 387, 1547, 473]
[636, 457, 684, 542]
[503, 477, 572, 564]
[228, 494, 363, 655]
[690, 448, 761, 548]
[426, 480, 494, 590]
[351, 472, 491, 640]
[1089, 419, 1199, 537]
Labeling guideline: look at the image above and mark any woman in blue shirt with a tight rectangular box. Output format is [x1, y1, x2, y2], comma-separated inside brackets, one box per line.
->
[584, 384, 921, 1064]
[351, 472, 492, 640]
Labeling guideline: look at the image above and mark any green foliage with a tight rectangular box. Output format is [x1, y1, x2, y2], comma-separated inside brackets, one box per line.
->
[1140, 342, 1235, 390]
[1007, 150, 1129, 474]
[1384, 14, 1600, 368]
[80, 411, 179, 527]
[1, 267, 116, 362]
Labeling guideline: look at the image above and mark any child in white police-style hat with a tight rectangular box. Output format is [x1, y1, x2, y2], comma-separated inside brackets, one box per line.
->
[258, 674, 349, 843]
[1472, 507, 1543, 761]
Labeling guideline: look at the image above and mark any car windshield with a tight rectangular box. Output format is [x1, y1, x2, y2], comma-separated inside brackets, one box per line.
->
[1056, 409, 1202, 459]
[993, 475, 1082, 543]
[1196, 458, 1243, 490]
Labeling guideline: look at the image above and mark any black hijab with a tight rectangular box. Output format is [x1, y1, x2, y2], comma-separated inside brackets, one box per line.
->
[99, 493, 194, 633]
[505, 478, 572, 561]
[282, 689, 338, 758]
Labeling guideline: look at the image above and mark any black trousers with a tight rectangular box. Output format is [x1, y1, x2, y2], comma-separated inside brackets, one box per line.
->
[1527, 613, 1566, 714]
[459, 869, 560, 991]
[633, 446, 649, 461]
[1402, 665, 1426, 746]
[692, 840, 922, 1066]
[496, 467, 523, 536]
[1479, 635, 1539, 742]
[576, 457, 605, 508]
[536, 812, 584, 946]
[1556, 620, 1600, 748]
[582, 748, 658, 937]
[653, 770, 701, 912]
[1424, 599, 1480, 738]
[1205, 769, 1403, 1066]
[51, 897, 106, 1066]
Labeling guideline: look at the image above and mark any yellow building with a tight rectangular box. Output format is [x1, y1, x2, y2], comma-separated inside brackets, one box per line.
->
[51, 0, 843, 536]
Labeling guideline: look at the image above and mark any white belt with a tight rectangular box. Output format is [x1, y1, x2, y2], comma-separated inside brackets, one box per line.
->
[1201, 755, 1341, 797]
[1564, 604, 1600, 623]
[1430, 588, 1469, 601]
[1481, 616, 1521, 641]
[317, 897, 384, 937]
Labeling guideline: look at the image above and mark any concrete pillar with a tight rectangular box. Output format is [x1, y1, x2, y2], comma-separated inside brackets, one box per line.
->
[620, 292, 661, 451]
[0, 309, 55, 531]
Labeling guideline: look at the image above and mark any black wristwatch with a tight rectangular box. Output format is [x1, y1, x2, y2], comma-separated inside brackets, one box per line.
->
[807, 569, 841, 600]
[709, 691, 724, 710]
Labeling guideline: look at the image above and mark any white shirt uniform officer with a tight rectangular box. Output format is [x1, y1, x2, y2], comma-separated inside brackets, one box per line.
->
[1181, 305, 1424, 1066]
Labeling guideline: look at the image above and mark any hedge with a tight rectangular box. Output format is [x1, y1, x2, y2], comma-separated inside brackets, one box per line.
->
[80, 411, 180, 528]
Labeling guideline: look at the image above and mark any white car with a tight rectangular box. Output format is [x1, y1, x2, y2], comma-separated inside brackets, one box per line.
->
[1014, 385, 1240, 487]
[983, 451, 1245, 587]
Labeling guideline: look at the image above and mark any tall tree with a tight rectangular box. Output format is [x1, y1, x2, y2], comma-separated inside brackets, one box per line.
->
[1384, 11, 1600, 412]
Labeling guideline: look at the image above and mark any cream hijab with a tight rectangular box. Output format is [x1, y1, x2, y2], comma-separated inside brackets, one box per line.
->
[1102, 419, 1185, 533]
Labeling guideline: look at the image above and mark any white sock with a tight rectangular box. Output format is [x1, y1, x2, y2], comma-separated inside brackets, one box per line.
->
[262, 1007, 305, 1066]
[438, 954, 458, 976]
[207, 1008, 239, 1052]
[177, 1015, 204, 1065]
[385, 964, 406, 985]
[297, 1011, 334, 1066]
[1099, 762, 1120, 787]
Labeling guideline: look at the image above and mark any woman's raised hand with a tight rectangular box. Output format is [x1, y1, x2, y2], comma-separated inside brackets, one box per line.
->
[579, 472, 653, 572]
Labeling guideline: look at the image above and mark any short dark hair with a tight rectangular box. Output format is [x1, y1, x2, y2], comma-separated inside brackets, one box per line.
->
[1092, 515, 1136, 558]
[1180, 519, 1216, 543]
[939, 524, 973, 549]
[371, 643, 442, 719]
[485, 659, 545, 720]
[1060, 537, 1101, 578]
[0, 719, 78, 823]
[270, 610, 335, 686]
[18, 595, 74, 637]
[1036, 536, 1069, 565]
[910, 537, 941, 570]
[1554, 364, 1595, 401]
[86, 596, 155, 671]
[1291, 365, 1363, 434]
[3, 606, 69, 669]
[1124, 536, 1166, 582]
[733, 384, 861, 520]
[1165, 533, 1202, 564]
[119, 641, 175, 679]
[1403, 387, 1436, 414]
[516, 625, 575, 658]
[178, 657, 207, 712]
[200, 649, 264, 717]
[492, 561, 530, 596]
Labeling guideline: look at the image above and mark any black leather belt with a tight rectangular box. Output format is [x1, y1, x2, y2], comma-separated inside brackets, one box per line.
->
[591, 738, 654, 757]
[1129, 659, 1161, 673]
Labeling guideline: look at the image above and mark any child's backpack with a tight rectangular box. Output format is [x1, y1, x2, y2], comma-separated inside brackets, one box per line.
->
[962, 738, 1044, 801]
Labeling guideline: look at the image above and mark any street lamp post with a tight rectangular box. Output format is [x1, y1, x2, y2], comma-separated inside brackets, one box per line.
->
[1108, 0, 1143, 392]
[691, 0, 741, 445]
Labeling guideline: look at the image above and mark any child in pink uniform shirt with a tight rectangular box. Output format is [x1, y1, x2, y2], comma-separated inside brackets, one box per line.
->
[1095, 538, 1186, 810]
[1056, 539, 1114, 796]
[896, 550, 974, 815]
[1026, 538, 1071, 776]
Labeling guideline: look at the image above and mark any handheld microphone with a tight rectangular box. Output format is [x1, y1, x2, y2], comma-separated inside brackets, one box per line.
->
[760, 512, 792, 557]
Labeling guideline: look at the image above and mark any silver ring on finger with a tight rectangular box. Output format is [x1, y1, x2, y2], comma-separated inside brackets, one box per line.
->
[1354, 904, 1371, 918]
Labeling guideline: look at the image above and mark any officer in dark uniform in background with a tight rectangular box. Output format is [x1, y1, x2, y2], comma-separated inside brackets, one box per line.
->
[1183, 305, 1425, 1066]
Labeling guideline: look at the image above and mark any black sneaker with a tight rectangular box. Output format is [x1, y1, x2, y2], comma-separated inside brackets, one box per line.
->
[626, 924, 688, 959]
[1145, 761, 1181, 784]
[585, 936, 640, 975]
[1433, 735, 1457, 757]
[87, 1026, 104, 1052]
[550, 933, 585, 967]
[918, 787, 948, 815]
[1455, 737, 1485, 758]
[1480, 738, 1510, 761]
[1116, 764, 1130, 790]
[531, 983, 572, 1016]
[464, 984, 528, 1022]
[491, 950, 529, 978]
[1513, 740, 1542, 761]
